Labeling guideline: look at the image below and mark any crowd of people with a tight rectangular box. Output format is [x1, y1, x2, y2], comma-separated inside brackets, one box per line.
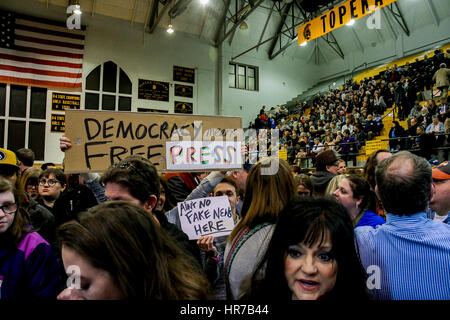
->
[0, 49, 448, 302]
[0, 131, 448, 301]
[249, 49, 450, 166]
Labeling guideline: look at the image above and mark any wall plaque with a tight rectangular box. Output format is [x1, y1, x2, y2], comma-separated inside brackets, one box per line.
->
[173, 66, 195, 84]
[174, 84, 193, 98]
[138, 79, 169, 101]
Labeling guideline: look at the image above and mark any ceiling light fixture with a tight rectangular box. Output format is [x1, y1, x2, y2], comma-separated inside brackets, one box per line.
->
[239, 21, 248, 30]
[300, 41, 307, 47]
[167, 24, 174, 33]
[346, 19, 355, 26]
[200, 0, 209, 5]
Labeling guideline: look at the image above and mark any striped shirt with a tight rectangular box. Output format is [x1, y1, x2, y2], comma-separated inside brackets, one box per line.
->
[355, 212, 450, 300]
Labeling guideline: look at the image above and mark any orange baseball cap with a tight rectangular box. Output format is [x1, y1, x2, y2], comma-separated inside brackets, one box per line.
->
[432, 161, 450, 180]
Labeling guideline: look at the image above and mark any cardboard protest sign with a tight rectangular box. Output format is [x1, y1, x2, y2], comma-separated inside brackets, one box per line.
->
[178, 196, 235, 240]
[63, 110, 242, 173]
[166, 141, 242, 171]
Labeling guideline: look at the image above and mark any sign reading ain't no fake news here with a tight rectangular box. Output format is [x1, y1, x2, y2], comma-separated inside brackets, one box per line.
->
[297, 0, 397, 45]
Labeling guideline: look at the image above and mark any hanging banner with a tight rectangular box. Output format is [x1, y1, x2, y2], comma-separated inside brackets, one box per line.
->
[297, 0, 397, 45]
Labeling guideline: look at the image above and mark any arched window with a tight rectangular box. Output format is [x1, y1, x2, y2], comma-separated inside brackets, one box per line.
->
[84, 61, 132, 111]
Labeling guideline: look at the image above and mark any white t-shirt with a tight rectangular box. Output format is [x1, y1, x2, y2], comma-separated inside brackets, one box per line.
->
[434, 213, 449, 223]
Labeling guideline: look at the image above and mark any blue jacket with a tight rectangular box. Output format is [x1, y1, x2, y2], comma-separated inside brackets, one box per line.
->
[0, 232, 62, 300]
[356, 210, 386, 228]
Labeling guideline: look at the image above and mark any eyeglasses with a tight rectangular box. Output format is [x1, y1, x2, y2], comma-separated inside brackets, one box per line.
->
[39, 179, 60, 187]
[0, 202, 17, 214]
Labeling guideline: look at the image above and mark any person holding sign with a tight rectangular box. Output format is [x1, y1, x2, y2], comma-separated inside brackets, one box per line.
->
[245, 196, 369, 301]
[99, 155, 202, 268]
[57, 201, 209, 300]
[196, 177, 240, 300]
[224, 157, 296, 300]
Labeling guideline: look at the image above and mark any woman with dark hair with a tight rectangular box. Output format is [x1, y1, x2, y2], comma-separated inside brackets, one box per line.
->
[388, 121, 407, 151]
[246, 196, 369, 300]
[57, 201, 210, 300]
[333, 174, 385, 228]
[0, 177, 61, 299]
[224, 157, 296, 299]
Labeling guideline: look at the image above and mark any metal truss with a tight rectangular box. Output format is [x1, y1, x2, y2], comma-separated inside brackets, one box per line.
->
[214, 0, 265, 47]
[384, 1, 410, 37]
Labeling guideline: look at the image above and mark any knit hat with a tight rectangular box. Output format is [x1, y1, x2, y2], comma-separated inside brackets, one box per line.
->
[0, 148, 19, 169]
[432, 161, 450, 180]
[315, 150, 340, 167]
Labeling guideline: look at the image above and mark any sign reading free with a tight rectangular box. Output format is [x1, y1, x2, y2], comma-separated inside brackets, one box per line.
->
[63, 110, 242, 173]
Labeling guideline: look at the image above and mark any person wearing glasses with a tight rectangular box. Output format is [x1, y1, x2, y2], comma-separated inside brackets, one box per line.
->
[310, 150, 341, 195]
[0, 177, 61, 300]
[37, 168, 67, 212]
[17, 167, 56, 245]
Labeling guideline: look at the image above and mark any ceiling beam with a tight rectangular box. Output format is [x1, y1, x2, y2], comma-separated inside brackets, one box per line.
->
[214, 0, 232, 45]
[256, 1, 275, 51]
[215, 0, 264, 46]
[131, 0, 138, 24]
[350, 28, 364, 52]
[320, 32, 344, 60]
[199, 4, 210, 38]
[425, 0, 440, 27]
[168, 0, 193, 19]
[228, 1, 247, 46]
[381, 9, 397, 40]
[268, 2, 294, 59]
[92, 0, 96, 16]
[385, 2, 410, 37]
[231, 20, 301, 60]
[148, 0, 174, 34]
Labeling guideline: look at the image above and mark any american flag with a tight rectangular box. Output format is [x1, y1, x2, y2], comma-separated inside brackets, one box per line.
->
[0, 10, 85, 90]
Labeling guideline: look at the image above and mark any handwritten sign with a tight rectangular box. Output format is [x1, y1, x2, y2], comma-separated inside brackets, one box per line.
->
[173, 66, 195, 84]
[52, 92, 80, 111]
[175, 101, 193, 114]
[51, 114, 65, 132]
[138, 79, 169, 101]
[166, 141, 242, 171]
[63, 110, 242, 173]
[175, 84, 193, 98]
[178, 196, 234, 240]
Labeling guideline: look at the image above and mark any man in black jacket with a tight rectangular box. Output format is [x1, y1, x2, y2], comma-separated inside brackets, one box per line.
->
[310, 150, 340, 195]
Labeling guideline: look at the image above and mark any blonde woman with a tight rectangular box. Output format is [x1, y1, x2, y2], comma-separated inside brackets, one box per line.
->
[224, 157, 296, 300]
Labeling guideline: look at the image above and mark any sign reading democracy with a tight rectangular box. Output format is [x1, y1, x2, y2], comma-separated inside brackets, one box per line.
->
[167, 141, 242, 171]
[178, 196, 235, 240]
[297, 0, 397, 45]
[63, 110, 242, 173]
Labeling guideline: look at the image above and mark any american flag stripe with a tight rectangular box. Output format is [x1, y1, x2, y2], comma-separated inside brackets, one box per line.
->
[15, 23, 85, 41]
[0, 75, 82, 89]
[16, 35, 84, 50]
[0, 49, 82, 65]
[0, 65, 82, 78]
[15, 29, 85, 45]
[0, 10, 85, 90]
[0, 53, 82, 69]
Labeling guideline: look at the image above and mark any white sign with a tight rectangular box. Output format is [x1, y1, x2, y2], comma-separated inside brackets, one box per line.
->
[166, 141, 242, 171]
[177, 196, 235, 240]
